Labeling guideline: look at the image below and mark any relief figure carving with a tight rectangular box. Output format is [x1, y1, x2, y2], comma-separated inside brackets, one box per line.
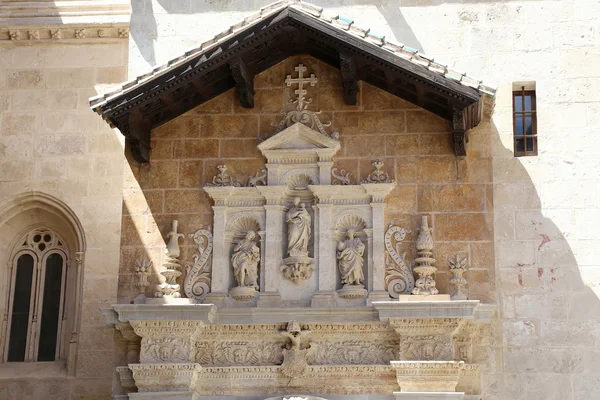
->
[231, 230, 260, 289]
[286, 197, 311, 257]
[337, 229, 365, 286]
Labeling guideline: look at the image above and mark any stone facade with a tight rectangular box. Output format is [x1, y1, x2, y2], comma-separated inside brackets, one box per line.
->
[0, 0, 598, 399]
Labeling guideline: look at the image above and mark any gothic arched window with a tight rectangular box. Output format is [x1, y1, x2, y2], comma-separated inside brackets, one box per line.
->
[5, 229, 68, 362]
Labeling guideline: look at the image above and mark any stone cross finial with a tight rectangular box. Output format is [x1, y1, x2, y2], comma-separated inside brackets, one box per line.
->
[285, 64, 318, 111]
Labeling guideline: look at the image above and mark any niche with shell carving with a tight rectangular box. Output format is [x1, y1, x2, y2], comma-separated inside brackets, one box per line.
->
[333, 212, 370, 291]
[225, 214, 264, 291]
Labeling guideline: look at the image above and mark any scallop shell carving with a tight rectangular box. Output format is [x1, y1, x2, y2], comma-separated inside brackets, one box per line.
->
[286, 174, 314, 190]
[335, 215, 367, 234]
[229, 215, 261, 238]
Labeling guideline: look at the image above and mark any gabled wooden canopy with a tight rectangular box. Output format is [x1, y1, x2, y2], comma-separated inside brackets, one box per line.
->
[91, 4, 489, 163]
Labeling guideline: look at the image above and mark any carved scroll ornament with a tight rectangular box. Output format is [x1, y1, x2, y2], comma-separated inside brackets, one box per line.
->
[384, 224, 414, 297]
[184, 228, 213, 301]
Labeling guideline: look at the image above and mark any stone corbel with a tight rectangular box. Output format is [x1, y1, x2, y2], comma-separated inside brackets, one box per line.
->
[340, 53, 359, 105]
[128, 110, 151, 163]
[130, 320, 204, 364]
[389, 318, 463, 361]
[116, 322, 142, 364]
[452, 108, 467, 157]
[230, 59, 255, 108]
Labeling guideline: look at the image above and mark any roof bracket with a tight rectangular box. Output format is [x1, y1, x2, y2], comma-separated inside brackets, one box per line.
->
[230, 59, 255, 108]
[452, 108, 467, 157]
[340, 53, 359, 106]
[129, 111, 151, 163]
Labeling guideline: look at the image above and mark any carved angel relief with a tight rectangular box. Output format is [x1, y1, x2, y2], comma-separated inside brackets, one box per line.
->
[384, 224, 415, 298]
[184, 228, 213, 302]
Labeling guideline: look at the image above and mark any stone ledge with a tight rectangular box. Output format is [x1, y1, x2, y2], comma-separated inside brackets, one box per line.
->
[105, 302, 496, 325]
[0, 1, 131, 27]
[373, 300, 494, 321]
[111, 304, 217, 324]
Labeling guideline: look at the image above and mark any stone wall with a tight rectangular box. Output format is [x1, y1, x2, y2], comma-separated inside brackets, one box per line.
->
[127, 0, 600, 399]
[0, 39, 128, 398]
[119, 55, 495, 305]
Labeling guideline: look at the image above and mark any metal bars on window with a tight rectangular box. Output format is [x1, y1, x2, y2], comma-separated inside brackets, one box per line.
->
[513, 87, 538, 156]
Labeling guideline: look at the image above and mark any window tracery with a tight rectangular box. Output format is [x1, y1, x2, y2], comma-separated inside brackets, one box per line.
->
[4, 228, 68, 363]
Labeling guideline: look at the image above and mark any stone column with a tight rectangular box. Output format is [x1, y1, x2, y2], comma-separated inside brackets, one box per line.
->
[208, 205, 228, 297]
[318, 161, 333, 185]
[257, 187, 286, 306]
[316, 203, 334, 292]
[363, 184, 395, 303]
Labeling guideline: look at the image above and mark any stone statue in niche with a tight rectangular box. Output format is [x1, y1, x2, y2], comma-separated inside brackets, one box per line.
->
[286, 197, 311, 257]
[337, 229, 365, 286]
[231, 230, 260, 290]
[281, 198, 315, 285]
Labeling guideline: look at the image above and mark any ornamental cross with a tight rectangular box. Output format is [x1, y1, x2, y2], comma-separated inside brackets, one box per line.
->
[285, 64, 317, 111]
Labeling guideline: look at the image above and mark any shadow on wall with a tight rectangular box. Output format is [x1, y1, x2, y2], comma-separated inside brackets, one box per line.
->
[130, 0, 423, 67]
[484, 117, 600, 400]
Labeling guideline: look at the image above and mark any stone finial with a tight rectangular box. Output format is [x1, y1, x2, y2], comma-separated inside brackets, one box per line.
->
[156, 220, 184, 298]
[134, 259, 152, 303]
[449, 255, 468, 300]
[362, 160, 395, 183]
[412, 215, 439, 295]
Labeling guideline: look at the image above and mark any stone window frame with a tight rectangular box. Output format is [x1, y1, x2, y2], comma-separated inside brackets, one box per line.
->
[512, 86, 538, 157]
[4, 228, 69, 363]
[0, 192, 86, 376]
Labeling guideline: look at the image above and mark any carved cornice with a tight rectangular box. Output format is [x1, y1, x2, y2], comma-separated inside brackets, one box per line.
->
[0, 1, 131, 29]
[129, 320, 205, 339]
[129, 363, 201, 392]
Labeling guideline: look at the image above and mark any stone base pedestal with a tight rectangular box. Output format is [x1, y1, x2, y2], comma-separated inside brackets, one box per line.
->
[129, 391, 199, 400]
[393, 392, 465, 400]
[229, 286, 258, 301]
[398, 294, 451, 302]
[337, 285, 367, 299]
[257, 291, 283, 307]
[145, 298, 195, 305]
[391, 361, 464, 393]
[204, 292, 228, 307]
[368, 290, 392, 304]
[311, 291, 336, 307]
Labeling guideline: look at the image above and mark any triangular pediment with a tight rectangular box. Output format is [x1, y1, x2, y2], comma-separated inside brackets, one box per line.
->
[258, 122, 341, 153]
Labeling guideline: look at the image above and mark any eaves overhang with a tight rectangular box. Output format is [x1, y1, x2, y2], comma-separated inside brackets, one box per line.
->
[90, 0, 496, 163]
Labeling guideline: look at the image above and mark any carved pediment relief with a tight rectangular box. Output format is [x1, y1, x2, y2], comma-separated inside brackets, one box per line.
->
[258, 122, 341, 163]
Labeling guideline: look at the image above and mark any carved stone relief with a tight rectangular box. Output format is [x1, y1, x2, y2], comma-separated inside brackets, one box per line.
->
[384, 224, 414, 298]
[280, 321, 313, 380]
[313, 340, 397, 365]
[184, 228, 213, 301]
[194, 341, 284, 366]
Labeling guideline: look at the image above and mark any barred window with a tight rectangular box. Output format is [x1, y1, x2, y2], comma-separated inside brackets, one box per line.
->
[513, 87, 537, 156]
[5, 229, 67, 362]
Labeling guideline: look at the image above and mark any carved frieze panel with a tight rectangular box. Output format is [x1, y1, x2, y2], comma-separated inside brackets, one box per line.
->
[141, 337, 191, 363]
[313, 340, 398, 365]
[194, 341, 284, 366]
[399, 335, 452, 361]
